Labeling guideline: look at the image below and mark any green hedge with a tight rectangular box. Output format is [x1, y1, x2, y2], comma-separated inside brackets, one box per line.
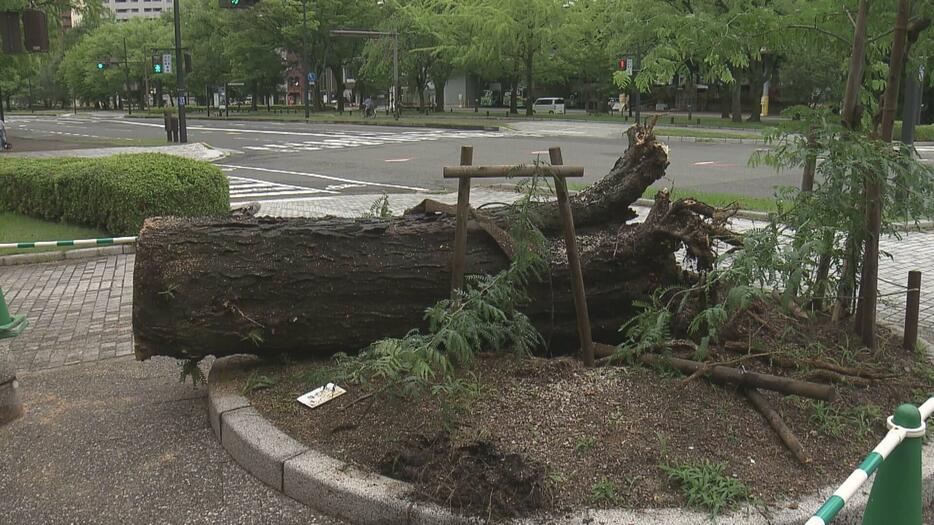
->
[0, 153, 229, 236]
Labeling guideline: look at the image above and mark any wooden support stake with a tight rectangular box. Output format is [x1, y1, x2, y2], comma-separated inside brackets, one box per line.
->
[550, 146, 595, 367]
[904, 270, 922, 351]
[450, 146, 473, 296]
[744, 388, 810, 465]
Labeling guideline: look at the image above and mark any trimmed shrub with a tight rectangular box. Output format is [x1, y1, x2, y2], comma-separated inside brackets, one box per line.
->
[0, 153, 229, 235]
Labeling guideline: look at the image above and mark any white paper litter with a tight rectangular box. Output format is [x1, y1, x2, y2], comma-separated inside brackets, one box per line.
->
[297, 383, 346, 409]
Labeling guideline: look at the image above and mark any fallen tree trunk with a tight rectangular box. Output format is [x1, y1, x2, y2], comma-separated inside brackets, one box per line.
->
[133, 124, 736, 361]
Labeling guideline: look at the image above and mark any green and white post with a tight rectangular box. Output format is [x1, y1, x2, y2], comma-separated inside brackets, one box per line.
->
[0, 287, 27, 425]
[861, 403, 925, 525]
[805, 400, 931, 525]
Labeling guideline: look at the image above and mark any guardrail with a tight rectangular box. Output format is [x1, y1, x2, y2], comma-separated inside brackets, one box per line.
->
[806, 398, 933, 525]
[0, 236, 137, 250]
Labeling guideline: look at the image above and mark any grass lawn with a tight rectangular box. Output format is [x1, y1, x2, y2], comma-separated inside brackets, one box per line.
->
[0, 212, 109, 256]
[653, 127, 762, 140]
[642, 187, 778, 213]
[566, 183, 777, 213]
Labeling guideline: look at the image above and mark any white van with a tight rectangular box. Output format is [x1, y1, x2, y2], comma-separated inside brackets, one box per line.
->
[532, 97, 566, 114]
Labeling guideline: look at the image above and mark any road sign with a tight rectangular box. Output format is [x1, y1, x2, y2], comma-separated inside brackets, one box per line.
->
[307, 72, 317, 83]
[163, 53, 173, 74]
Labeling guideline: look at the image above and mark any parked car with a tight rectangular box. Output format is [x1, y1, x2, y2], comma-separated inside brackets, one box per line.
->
[532, 97, 566, 114]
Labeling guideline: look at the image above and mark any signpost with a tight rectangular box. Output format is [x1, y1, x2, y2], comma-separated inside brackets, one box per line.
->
[163, 53, 173, 74]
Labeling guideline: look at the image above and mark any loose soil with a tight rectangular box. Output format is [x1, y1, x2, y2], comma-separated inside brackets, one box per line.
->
[242, 305, 933, 521]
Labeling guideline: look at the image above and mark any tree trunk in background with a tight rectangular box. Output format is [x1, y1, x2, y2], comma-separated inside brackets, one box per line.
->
[509, 76, 518, 114]
[719, 83, 730, 119]
[731, 79, 743, 123]
[433, 77, 446, 112]
[525, 50, 534, 117]
[747, 60, 766, 123]
[330, 65, 345, 112]
[856, 0, 910, 348]
[133, 126, 737, 362]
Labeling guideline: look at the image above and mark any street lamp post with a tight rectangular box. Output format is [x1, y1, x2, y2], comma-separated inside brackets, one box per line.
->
[301, 0, 310, 120]
[172, 0, 188, 143]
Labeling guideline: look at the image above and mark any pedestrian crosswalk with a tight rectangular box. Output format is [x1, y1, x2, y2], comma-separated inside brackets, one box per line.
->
[240, 129, 510, 153]
[227, 175, 337, 203]
[238, 128, 563, 154]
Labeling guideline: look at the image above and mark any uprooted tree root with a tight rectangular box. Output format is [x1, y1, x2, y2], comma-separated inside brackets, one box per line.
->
[378, 433, 547, 519]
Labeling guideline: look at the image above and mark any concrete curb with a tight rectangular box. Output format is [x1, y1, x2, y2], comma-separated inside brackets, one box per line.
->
[126, 114, 500, 132]
[207, 354, 934, 524]
[0, 244, 135, 266]
[657, 134, 764, 144]
[207, 356, 476, 525]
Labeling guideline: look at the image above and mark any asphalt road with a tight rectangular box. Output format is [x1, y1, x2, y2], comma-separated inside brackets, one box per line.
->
[5, 112, 931, 204]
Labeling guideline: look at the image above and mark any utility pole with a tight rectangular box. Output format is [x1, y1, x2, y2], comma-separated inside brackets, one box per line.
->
[301, 0, 310, 120]
[393, 31, 399, 119]
[122, 36, 132, 116]
[172, 0, 188, 142]
[0, 80, 5, 122]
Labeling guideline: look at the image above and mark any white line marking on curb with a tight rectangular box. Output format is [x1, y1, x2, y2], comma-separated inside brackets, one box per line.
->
[218, 164, 430, 192]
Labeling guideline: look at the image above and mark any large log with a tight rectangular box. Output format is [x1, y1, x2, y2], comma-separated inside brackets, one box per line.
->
[133, 125, 736, 361]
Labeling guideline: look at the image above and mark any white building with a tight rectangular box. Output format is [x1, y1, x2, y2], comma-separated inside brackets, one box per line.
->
[102, 0, 171, 21]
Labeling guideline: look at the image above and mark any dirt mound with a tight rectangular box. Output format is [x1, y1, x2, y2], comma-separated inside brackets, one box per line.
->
[378, 433, 546, 518]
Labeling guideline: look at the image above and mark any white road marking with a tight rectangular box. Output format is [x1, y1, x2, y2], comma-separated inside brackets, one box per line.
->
[384, 158, 412, 163]
[219, 164, 430, 192]
[694, 161, 716, 166]
[326, 183, 365, 190]
[226, 175, 339, 202]
[531, 150, 549, 155]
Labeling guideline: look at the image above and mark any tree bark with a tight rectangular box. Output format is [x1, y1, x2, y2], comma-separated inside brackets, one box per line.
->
[718, 83, 730, 119]
[731, 78, 743, 123]
[133, 125, 737, 362]
[856, 0, 910, 348]
[433, 77, 446, 112]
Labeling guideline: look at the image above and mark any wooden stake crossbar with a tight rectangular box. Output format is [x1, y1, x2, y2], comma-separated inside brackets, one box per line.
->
[447, 146, 595, 367]
[443, 165, 584, 179]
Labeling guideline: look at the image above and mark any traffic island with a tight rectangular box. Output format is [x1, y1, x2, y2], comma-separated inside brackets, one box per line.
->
[207, 333, 934, 524]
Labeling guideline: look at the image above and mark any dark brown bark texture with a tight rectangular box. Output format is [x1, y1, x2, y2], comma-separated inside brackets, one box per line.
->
[133, 125, 736, 361]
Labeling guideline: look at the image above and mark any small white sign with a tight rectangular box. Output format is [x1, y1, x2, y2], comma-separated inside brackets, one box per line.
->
[163, 53, 173, 74]
[297, 383, 346, 409]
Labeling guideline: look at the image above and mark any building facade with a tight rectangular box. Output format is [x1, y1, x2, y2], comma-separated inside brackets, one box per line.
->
[102, 0, 171, 21]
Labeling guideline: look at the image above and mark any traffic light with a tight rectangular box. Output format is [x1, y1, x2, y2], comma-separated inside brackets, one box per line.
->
[96, 62, 107, 71]
[152, 54, 163, 74]
[0, 11, 24, 54]
[219, 0, 257, 8]
[22, 10, 49, 53]
[618, 58, 627, 70]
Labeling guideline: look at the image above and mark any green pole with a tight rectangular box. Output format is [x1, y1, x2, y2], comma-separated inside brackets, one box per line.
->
[861, 403, 923, 525]
[0, 288, 11, 326]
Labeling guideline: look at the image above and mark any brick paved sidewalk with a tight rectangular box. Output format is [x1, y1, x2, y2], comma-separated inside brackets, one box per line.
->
[0, 254, 133, 372]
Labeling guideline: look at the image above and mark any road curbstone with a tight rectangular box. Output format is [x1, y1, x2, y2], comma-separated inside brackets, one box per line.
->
[206, 354, 257, 440]
[221, 406, 308, 491]
[283, 449, 411, 525]
[0, 244, 135, 267]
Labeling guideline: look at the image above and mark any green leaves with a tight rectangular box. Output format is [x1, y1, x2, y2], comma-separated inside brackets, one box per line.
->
[0, 154, 228, 235]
